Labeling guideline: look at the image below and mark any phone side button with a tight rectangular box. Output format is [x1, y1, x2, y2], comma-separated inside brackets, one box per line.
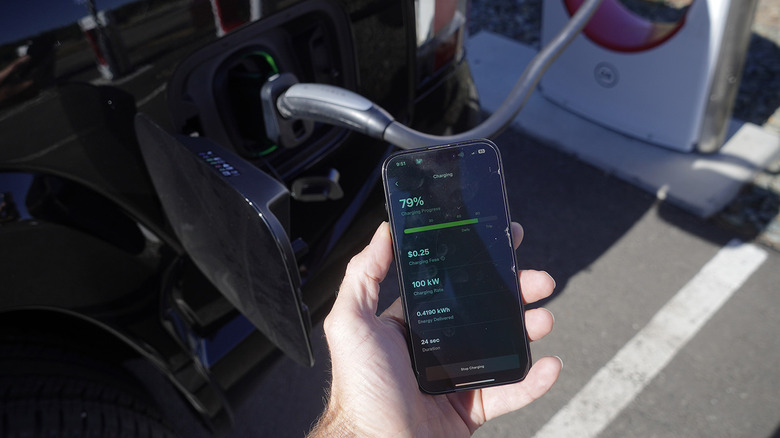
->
[455, 379, 496, 388]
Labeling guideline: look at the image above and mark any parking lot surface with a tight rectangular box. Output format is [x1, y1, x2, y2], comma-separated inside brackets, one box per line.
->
[156, 4, 780, 436]
[155, 121, 778, 437]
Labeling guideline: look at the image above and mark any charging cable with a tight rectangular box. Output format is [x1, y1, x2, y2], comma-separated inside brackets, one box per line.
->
[274, 0, 604, 149]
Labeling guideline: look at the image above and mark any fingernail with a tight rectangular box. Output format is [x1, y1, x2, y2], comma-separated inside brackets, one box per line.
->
[554, 355, 564, 371]
[544, 271, 557, 290]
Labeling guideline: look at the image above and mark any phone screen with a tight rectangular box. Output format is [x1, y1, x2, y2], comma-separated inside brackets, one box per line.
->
[382, 139, 531, 394]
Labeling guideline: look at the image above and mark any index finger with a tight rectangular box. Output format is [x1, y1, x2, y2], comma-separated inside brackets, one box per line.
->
[511, 222, 524, 250]
[520, 270, 556, 304]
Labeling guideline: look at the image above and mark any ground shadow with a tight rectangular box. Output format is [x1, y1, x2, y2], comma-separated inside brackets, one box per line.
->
[159, 125, 756, 437]
[734, 33, 780, 128]
[497, 129, 657, 306]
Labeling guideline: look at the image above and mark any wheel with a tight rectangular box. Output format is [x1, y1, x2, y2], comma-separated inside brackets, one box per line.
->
[0, 342, 178, 438]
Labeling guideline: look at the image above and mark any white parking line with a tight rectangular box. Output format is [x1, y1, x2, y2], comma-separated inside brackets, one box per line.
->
[533, 238, 768, 438]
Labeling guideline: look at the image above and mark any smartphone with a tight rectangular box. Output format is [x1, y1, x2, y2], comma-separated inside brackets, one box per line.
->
[381, 139, 531, 394]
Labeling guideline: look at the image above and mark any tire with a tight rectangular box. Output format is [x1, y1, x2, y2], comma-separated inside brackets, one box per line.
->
[0, 342, 178, 438]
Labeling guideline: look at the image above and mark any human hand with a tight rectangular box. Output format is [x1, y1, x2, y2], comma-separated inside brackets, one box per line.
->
[308, 222, 561, 437]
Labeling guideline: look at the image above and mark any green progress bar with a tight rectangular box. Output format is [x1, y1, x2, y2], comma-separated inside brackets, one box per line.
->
[404, 216, 496, 234]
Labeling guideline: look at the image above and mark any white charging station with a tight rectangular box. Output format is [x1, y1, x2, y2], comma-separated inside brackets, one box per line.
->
[540, 0, 758, 153]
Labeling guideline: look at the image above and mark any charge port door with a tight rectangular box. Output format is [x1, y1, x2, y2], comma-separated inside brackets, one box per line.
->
[135, 114, 314, 366]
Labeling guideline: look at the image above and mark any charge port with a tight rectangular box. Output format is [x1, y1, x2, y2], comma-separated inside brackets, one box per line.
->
[223, 49, 281, 157]
[168, 1, 360, 178]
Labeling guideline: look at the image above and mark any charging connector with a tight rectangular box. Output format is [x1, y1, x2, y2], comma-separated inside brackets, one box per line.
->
[276, 83, 395, 140]
[261, 73, 314, 149]
[273, 0, 604, 149]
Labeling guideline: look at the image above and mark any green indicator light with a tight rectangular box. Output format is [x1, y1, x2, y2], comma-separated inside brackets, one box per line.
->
[257, 51, 279, 75]
[257, 144, 278, 156]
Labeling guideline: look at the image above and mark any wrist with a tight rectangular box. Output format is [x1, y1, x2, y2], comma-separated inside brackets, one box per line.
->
[307, 401, 356, 438]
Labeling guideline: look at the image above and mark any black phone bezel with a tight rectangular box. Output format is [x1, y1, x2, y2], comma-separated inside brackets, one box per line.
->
[381, 139, 532, 394]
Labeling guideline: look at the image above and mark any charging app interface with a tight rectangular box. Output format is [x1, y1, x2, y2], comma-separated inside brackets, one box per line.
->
[384, 141, 529, 392]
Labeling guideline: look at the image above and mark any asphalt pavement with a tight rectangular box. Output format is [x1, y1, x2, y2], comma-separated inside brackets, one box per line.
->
[477, 128, 780, 438]
[3, 2, 777, 437]
[139, 8, 779, 438]
[159, 118, 778, 437]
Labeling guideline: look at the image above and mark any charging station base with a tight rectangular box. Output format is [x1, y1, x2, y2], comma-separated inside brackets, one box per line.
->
[467, 32, 780, 218]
